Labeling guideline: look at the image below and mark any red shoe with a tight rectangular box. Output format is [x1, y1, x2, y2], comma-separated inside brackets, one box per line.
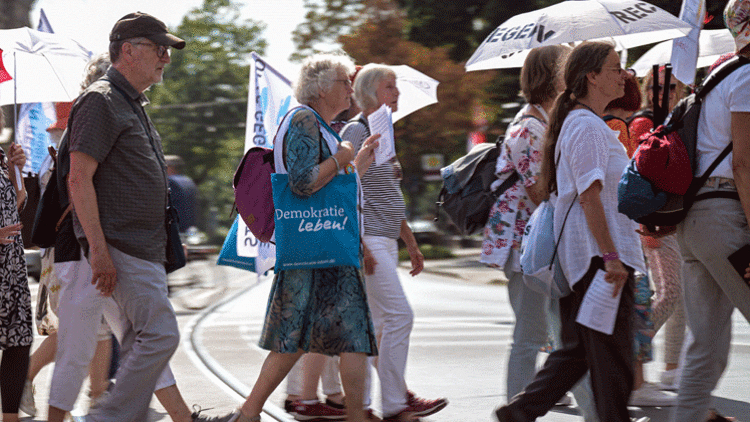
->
[383, 392, 448, 420]
[288, 401, 346, 421]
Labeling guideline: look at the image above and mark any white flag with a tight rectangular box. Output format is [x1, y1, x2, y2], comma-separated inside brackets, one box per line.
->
[237, 52, 300, 275]
[16, 9, 56, 175]
[671, 0, 706, 85]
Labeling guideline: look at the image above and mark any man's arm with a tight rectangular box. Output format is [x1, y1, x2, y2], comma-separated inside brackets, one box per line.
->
[68, 151, 117, 296]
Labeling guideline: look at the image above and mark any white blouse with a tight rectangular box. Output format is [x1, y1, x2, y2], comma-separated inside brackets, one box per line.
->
[554, 109, 645, 287]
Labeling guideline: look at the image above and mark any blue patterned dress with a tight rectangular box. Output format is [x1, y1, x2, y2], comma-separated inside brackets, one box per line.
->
[258, 108, 377, 356]
[0, 148, 33, 350]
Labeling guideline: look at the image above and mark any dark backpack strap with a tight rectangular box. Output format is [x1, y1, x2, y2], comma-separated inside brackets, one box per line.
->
[550, 193, 578, 270]
[687, 58, 749, 200]
[494, 113, 544, 196]
[493, 171, 520, 199]
[694, 55, 750, 100]
[625, 109, 654, 126]
[519, 114, 544, 125]
[603, 115, 627, 125]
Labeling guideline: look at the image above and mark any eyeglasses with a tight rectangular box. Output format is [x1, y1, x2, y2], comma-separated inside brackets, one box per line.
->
[131, 41, 170, 59]
[602, 66, 628, 74]
[334, 79, 352, 88]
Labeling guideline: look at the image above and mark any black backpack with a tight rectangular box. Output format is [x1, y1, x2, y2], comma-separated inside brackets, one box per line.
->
[634, 56, 749, 229]
[435, 141, 519, 236]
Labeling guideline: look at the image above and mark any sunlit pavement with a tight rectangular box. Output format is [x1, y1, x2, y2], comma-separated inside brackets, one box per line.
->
[21, 249, 750, 422]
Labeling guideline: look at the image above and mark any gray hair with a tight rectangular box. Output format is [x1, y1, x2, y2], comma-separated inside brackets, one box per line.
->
[353, 64, 396, 111]
[81, 52, 112, 92]
[108, 36, 147, 65]
[294, 53, 355, 105]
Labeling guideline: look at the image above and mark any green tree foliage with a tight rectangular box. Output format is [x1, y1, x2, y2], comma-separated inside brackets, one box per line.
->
[340, 0, 493, 169]
[148, 0, 266, 238]
[291, 0, 365, 61]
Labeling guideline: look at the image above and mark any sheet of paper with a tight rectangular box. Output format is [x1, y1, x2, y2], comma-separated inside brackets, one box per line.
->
[575, 270, 623, 335]
[367, 104, 396, 165]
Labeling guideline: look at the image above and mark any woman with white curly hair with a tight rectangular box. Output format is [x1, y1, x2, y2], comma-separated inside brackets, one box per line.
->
[219, 53, 379, 422]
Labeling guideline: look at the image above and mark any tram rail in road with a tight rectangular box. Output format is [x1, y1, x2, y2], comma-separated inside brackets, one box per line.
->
[182, 273, 295, 422]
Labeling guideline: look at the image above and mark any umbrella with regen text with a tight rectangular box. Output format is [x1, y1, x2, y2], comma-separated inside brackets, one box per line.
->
[465, 0, 693, 71]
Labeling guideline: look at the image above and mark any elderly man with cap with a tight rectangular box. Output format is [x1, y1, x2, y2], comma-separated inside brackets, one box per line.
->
[53, 12, 224, 422]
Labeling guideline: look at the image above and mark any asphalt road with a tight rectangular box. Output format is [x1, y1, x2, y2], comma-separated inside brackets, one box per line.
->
[18, 257, 750, 422]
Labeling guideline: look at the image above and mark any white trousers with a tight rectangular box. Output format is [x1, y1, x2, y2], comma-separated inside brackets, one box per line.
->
[363, 235, 413, 417]
[49, 248, 178, 415]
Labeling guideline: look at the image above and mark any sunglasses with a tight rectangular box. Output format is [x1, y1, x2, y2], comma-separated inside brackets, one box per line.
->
[131, 41, 170, 59]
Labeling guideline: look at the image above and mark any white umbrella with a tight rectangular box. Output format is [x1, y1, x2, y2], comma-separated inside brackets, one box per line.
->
[388, 65, 439, 122]
[466, 0, 692, 71]
[0, 27, 91, 105]
[631, 29, 735, 77]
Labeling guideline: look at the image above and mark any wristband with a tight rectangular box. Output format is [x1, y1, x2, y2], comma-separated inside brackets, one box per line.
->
[602, 252, 619, 263]
[330, 155, 340, 172]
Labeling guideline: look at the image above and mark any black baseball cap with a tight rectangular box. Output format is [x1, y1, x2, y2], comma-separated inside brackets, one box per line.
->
[109, 12, 185, 49]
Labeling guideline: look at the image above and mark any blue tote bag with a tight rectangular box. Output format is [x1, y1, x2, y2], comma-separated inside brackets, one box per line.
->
[216, 216, 257, 272]
[271, 173, 360, 271]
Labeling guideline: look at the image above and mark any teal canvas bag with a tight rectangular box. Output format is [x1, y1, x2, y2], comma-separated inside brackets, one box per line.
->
[271, 173, 360, 271]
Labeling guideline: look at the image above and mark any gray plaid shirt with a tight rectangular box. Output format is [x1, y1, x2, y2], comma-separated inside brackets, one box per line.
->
[69, 67, 168, 263]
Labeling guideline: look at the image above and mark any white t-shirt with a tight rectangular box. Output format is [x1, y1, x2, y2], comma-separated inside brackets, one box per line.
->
[696, 63, 750, 178]
[554, 109, 645, 287]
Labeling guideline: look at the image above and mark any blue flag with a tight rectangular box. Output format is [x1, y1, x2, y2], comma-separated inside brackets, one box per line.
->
[16, 9, 55, 175]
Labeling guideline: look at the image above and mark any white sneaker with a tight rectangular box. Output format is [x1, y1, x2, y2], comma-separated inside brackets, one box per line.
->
[19, 380, 36, 416]
[555, 392, 573, 406]
[628, 382, 677, 407]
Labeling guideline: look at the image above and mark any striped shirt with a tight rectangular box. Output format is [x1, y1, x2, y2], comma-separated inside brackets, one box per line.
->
[340, 115, 406, 239]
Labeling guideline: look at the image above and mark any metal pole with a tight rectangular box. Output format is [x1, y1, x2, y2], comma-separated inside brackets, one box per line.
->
[12, 51, 22, 187]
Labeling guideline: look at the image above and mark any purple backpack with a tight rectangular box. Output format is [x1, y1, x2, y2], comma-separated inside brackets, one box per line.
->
[233, 146, 275, 243]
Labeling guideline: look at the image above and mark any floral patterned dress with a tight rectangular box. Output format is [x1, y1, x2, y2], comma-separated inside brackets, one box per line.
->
[0, 148, 33, 350]
[258, 108, 377, 356]
[480, 105, 544, 271]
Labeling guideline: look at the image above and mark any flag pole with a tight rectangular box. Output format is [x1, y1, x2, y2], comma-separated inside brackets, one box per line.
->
[12, 51, 22, 190]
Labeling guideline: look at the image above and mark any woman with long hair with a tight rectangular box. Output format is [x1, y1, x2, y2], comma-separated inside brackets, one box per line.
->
[494, 41, 645, 422]
[479, 45, 597, 421]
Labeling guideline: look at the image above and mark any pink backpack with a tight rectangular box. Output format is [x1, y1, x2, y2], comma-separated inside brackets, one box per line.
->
[233, 146, 275, 243]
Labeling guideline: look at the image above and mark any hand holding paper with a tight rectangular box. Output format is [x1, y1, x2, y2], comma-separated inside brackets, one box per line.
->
[367, 104, 396, 165]
[576, 270, 623, 335]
